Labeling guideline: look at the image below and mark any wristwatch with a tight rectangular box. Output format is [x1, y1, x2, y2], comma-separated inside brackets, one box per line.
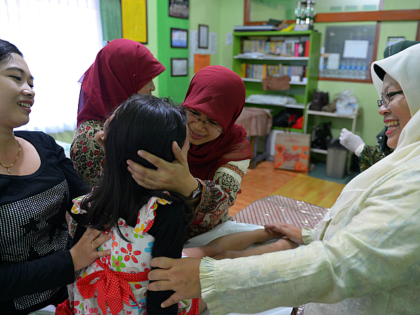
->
[187, 180, 202, 200]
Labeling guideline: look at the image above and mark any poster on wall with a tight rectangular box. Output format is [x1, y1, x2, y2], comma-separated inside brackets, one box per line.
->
[122, 0, 148, 44]
[169, 0, 189, 19]
[171, 58, 188, 76]
[171, 28, 188, 48]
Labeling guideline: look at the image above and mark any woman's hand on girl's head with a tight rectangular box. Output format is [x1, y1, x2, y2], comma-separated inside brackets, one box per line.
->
[69, 228, 113, 272]
[147, 257, 202, 308]
[265, 223, 304, 245]
[127, 141, 198, 197]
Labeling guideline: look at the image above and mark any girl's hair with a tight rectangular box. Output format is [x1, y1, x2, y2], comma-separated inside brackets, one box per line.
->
[84, 94, 193, 240]
[0, 39, 23, 63]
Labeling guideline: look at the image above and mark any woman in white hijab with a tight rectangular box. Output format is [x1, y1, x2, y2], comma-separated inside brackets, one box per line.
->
[145, 43, 420, 315]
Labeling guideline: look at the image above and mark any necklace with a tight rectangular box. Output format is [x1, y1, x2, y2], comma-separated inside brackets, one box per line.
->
[0, 139, 21, 174]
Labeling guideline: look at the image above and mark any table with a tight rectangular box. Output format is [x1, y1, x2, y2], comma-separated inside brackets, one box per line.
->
[236, 107, 273, 168]
[233, 195, 328, 229]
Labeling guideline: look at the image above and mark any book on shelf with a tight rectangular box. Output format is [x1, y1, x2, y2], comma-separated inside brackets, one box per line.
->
[245, 37, 312, 58]
[234, 25, 280, 32]
[241, 63, 307, 81]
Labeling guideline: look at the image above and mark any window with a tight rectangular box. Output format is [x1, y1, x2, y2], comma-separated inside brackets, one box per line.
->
[1, 0, 103, 133]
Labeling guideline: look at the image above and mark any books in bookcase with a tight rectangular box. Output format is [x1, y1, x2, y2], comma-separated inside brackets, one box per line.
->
[241, 36, 310, 58]
[241, 63, 306, 80]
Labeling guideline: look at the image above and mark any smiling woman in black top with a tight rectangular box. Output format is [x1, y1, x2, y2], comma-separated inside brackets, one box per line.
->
[0, 39, 112, 314]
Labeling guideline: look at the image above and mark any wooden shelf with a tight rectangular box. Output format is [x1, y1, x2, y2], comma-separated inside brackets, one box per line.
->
[246, 101, 305, 110]
[242, 78, 307, 85]
[310, 148, 328, 155]
[234, 55, 309, 61]
[305, 109, 358, 119]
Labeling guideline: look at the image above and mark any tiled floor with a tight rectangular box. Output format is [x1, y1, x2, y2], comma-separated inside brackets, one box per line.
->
[229, 161, 346, 217]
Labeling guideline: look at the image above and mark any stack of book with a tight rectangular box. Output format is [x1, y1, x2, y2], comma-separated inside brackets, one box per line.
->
[241, 64, 306, 80]
[266, 37, 310, 57]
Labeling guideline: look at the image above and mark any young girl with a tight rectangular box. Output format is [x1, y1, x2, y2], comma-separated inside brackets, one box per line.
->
[60, 93, 298, 315]
[62, 94, 197, 315]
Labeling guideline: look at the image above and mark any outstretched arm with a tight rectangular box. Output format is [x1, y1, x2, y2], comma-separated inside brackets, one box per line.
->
[183, 228, 297, 259]
[265, 223, 304, 245]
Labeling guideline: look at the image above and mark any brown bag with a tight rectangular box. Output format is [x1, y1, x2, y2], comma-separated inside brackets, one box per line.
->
[262, 75, 290, 91]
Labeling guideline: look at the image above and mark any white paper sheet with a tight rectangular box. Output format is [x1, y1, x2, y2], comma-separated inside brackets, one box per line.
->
[226, 32, 233, 45]
[327, 53, 340, 70]
[189, 30, 218, 67]
[343, 40, 369, 59]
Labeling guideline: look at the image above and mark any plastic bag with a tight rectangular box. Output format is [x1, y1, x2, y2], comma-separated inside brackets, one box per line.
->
[335, 89, 359, 115]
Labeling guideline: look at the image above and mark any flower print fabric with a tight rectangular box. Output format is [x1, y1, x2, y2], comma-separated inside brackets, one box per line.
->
[67, 195, 197, 315]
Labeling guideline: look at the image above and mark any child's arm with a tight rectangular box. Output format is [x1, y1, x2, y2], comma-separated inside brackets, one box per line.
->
[265, 223, 304, 245]
[146, 202, 189, 315]
[212, 238, 298, 260]
[183, 228, 292, 259]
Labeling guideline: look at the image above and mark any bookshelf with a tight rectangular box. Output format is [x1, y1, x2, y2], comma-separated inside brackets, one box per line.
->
[232, 30, 321, 132]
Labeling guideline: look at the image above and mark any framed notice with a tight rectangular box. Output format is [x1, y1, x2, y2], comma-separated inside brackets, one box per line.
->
[169, 0, 189, 19]
[171, 58, 188, 76]
[194, 54, 210, 74]
[171, 28, 188, 48]
[198, 24, 209, 49]
[122, 0, 148, 44]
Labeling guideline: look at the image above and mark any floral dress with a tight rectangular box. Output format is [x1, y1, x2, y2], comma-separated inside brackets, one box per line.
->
[63, 194, 199, 315]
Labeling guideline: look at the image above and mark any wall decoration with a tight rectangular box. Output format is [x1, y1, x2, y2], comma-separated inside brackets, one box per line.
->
[122, 0, 148, 44]
[171, 28, 188, 48]
[194, 54, 210, 74]
[169, 0, 189, 19]
[171, 58, 188, 76]
[198, 24, 209, 49]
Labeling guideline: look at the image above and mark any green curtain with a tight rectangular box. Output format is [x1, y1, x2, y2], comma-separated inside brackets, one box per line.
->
[100, 0, 122, 43]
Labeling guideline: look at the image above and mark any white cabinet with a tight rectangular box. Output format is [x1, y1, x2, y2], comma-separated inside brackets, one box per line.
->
[303, 102, 361, 155]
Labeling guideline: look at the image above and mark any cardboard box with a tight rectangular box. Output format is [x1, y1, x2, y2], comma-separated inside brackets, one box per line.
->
[269, 129, 300, 159]
[274, 133, 310, 172]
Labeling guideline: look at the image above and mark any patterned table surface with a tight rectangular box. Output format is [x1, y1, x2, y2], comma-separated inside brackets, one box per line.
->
[232, 195, 328, 229]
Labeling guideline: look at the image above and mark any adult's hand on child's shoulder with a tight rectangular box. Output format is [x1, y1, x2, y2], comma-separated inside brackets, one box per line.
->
[265, 223, 304, 245]
[147, 257, 202, 308]
[70, 228, 113, 272]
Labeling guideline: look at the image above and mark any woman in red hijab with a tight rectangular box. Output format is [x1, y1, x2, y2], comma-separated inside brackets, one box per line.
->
[70, 38, 165, 187]
[127, 66, 252, 238]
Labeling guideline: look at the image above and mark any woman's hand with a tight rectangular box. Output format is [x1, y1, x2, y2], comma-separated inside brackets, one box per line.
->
[265, 223, 304, 245]
[69, 228, 113, 272]
[147, 257, 202, 308]
[127, 141, 198, 197]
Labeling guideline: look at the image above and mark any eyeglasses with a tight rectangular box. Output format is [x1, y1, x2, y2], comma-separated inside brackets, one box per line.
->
[377, 90, 403, 109]
[186, 110, 223, 134]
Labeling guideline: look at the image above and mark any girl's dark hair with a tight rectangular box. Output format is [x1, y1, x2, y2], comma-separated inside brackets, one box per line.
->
[84, 94, 193, 240]
[0, 39, 23, 63]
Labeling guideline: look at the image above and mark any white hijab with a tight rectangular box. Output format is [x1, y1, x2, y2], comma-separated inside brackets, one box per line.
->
[324, 44, 420, 223]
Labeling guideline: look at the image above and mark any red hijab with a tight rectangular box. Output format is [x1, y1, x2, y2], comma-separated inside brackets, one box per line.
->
[183, 66, 252, 180]
[77, 39, 165, 127]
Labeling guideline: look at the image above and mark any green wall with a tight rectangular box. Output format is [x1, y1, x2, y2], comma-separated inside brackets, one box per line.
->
[155, 0, 190, 103]
[188, 0, 221, 80]
[143, 0, 160, 96]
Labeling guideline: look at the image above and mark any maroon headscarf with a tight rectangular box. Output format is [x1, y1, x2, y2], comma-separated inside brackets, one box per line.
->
[183, 66, 252, 180]
[77, 39, 165, 127]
